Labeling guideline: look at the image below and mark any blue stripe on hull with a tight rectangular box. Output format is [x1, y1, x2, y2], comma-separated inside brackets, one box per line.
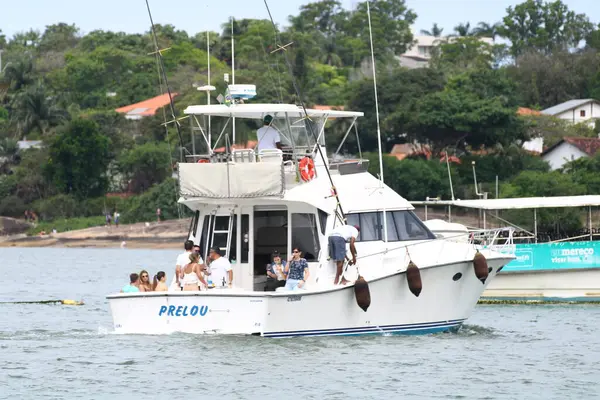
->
[263, 319, 466, 338]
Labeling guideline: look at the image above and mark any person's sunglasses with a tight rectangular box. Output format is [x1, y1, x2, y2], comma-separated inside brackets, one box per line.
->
[293, 250, 299, 253]
[142, 275, 148, 278]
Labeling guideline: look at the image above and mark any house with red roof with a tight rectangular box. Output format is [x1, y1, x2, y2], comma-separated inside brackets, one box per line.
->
[541, 137, 600, 170]
[115, 93, 178, 120]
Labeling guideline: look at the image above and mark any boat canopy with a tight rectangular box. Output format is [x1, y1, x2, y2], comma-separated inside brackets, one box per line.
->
[413, 195, 600, 210]
[183, 103, 363, 119]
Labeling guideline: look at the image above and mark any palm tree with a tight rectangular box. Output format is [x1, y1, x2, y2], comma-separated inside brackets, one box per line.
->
[420, 23, 444, 37]
[453, 22, 472, 37]
[473, 22, 503, 40]
[0, 137, 20, 173]
[12, 83, 68, 135]
[2, 55, 34, 91]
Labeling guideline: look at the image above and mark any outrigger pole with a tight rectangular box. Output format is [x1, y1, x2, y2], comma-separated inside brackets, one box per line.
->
[366, 1, 388, 243]
[263, 0, 347, 222]
[145, 0, 186, 161]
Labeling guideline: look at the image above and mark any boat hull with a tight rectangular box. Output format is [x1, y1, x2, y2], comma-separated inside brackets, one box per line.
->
[482, 241, 600, 302]
[107, 256, 511, 337]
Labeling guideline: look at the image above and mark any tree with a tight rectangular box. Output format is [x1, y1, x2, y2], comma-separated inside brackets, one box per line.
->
[431, 37, 496, 71]
[12, 83, 68, 136]
[507, 50, 600, 109]
[346, 67, 446, 153]
[501, 170, 586, 233]
[39, 23, 80, 52]
[366, 154, 456, 200]
[2, 54, 34, 91]
[420, 23, 444, 37]
[119, 142, 172, 194]
[499, 0, 594, 58]
[406, 69, 526, 154]
[46, 118, 111, 198]
[347, 0, 417, 59]
[472, 22, 502, 40]
[453, 22, 472, 37]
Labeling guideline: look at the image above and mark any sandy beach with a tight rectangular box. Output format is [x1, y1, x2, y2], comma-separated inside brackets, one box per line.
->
[0, 218, 191, 249]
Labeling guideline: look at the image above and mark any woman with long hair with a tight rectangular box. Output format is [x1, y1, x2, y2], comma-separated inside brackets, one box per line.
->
[153, 271, 168, 291]
[138, 270, 153, 292]
[180, 253, 207, 291]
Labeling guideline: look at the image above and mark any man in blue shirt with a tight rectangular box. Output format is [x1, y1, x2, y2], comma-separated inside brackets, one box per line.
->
[121, 273, 140, 293]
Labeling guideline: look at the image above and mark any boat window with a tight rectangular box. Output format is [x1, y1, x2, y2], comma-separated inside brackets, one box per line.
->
[393, 211, 434, 241]
[382, 211, 400, 241]
[291, 213, 321, 261]
[241, 214, 249, 263]
[345, 212, 380, 242]
[318, 209, 328, 235]
[345, 211, 435, 242]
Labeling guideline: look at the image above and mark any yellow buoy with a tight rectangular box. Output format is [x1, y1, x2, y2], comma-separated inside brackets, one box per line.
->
[61, 299, 84, 306]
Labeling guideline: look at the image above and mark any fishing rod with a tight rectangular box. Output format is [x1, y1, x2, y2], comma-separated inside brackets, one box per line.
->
[262, 0, 347, 222]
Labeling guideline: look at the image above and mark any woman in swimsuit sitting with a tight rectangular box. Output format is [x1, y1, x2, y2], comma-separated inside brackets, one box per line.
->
[138, 269, 153, 292]
[180, 253, 207, 291]
[153, 271, 168, 291]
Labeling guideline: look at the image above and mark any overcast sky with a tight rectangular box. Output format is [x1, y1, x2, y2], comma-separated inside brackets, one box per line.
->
[1, 0, 598, 39]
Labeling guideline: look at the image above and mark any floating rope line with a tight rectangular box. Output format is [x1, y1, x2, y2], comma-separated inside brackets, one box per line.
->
[263, 0, 347, 223]
[0, 299, 84, 306]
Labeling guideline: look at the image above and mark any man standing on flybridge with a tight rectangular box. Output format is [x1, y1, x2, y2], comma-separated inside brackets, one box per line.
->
[256, 114, 282, 152]
[328, 224, 360, 285]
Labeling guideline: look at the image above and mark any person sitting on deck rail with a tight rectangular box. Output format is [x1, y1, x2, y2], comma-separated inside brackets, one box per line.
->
[208, 246, 233, 288]
[121, 273, 140, 293]
[329, 224, 360, 285]
[256, 115, 282, 152]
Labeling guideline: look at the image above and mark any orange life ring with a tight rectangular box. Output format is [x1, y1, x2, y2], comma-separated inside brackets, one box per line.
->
[299, 157, 315, 182]
[197, 159, 209, 163]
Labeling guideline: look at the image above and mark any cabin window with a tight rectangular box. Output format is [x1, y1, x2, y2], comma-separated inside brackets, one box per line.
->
[345, 211, 435, 242]
[580, 110, 586, 117]
[318, 209, 328, 235]
[345, 212, 380, 242]
[291, 213, 321, 261]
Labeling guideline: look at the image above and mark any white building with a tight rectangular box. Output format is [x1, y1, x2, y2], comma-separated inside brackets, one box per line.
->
[541, 99, 600, 127]
[541, 137, 600, 170]
[398, 35, 494, 68]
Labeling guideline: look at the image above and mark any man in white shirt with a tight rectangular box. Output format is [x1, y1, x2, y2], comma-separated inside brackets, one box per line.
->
[256, 114, 282, 152]
[208, 246, 233, 288]
[328, 224, 360, 285]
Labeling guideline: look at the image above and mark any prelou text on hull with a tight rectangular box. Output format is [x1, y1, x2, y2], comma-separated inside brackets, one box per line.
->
[106, 90, 515, 337]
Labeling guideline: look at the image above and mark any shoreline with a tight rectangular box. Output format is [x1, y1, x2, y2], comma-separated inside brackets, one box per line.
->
[0, 219, 190, 249]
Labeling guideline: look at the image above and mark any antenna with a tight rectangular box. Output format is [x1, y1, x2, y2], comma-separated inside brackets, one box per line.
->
[471, 161, 487, 199]
[366, 1, 388, 243]
[445, 149, 455, 201]
[231, 17, 236, 145]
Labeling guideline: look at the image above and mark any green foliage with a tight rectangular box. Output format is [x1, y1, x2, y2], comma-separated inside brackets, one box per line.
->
[119, 142, 172, 194]
[501, 170, 586, 232]
[366, 153, 456, 200]
[407, 70, 526, 152]
[500, 0, 594, 57]
[0, 195, 26, 218]
[46, 118, 111, 198]
[0, 174, 18, 198]
[27, 216, 106, 236]
[120, 178, 183, 224]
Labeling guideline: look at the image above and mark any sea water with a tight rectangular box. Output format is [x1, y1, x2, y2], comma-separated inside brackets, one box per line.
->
[1, 247, 599, 399]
